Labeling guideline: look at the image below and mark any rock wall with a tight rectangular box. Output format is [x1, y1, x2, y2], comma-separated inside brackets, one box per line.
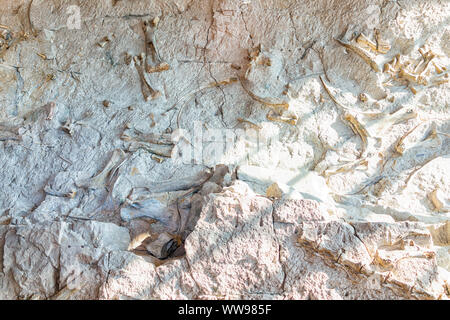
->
[0, 0, 449, 299]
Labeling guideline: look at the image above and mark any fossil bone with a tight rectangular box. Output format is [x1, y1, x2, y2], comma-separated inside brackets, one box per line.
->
[145, 232, 179, 259]
[323, 158, 368, 178]
[133, 54, 161, 101]
[393, 120, 447, 155]
[235, 118, 262, 130]
[383, 47, 448, 92]
[428, 188, 450, 212]
[239, 76, 289, 109]
[364, 107, 418, 137]
[50, 287, 79, 300]
[319, 76, 382, 117]
[76, 149, 127, 189]
[356, 32, 390, 54]
[44, 102, 56, 120]
[142, 19, 169, 74]
[402, 155, 447, 191]
[266, 109, 298, 125]
[43, 186, 76, 198]
[342, 112, 369, 158]
[97, 36, 110, 48]
[0, 127, 21, 141]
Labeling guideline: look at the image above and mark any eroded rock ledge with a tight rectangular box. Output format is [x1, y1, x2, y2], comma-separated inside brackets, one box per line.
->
[1, 180, 448, 300]
[1, 0, 449, 300]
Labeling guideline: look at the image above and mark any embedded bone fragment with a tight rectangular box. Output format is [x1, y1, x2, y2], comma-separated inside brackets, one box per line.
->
[123, 128, 174, 157]
[36, 53, 47, 60]
[43, 186, 76, 198]
[399, 69, 428, 85]
[151, 155, 165, 163]
[236, 118, 261, 130]
[239, 76, 289, 109]
[335, 38, 380, 72]
[132, 169, 213, 193]
[133, 54, 161, 101]
[163, 77, 237, 118]
[76, 149, 127, 189]
[382, 47, 448, 90]
[395, 123, 421, 155]
[142, 19, 170, 74]
[356, 32, 390, 54]
[359, 93, 368, 102]
[121, 129, 173, 145]
[374, 29, 391, 54]
[165, 77, 238, 128]
[51, 287, 79, 300]
[415, 49, 436, 75]
[97, 36, 110, 48]
[319, 76, 382, 116]
[147, 62, 170, 73]
[145, 232, 178, 259]
[342, 112, 369, 157]
[364, 107, 418, 137]
[60, 119, 75, 136]
[403, 155, 446, 190]
[121, 198, 170, 222]
[45, 102, 56, 120]
[428, 189, 449, 212]
[323, 158, 367, 177]
[266, 183, 283, 199]
[128, 141, 174, 158]
[432, 78, 449, 86]
[124, 52, 132, 65]
[394, 121, 445, 155]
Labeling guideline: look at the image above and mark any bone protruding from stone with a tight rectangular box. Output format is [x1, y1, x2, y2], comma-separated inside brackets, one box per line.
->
[132, 169, 213, 193]
[76, 149, 127, 189]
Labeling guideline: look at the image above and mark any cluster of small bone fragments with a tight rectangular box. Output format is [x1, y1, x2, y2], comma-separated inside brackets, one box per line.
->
[0, 2, 449, 294]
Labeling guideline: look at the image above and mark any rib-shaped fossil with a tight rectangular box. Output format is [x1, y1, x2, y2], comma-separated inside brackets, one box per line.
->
[335, 38, 380, 72]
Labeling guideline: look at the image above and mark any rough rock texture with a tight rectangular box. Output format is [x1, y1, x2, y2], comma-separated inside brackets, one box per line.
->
[3, 182, 447, 300]
[0, 0, 449, 299]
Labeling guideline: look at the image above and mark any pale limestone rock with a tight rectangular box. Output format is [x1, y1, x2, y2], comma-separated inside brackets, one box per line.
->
[273, 198, 331, 223]
[266, 182, 283, 199]
[0, 0, 449, 300]
[184, 191, 284, 297]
